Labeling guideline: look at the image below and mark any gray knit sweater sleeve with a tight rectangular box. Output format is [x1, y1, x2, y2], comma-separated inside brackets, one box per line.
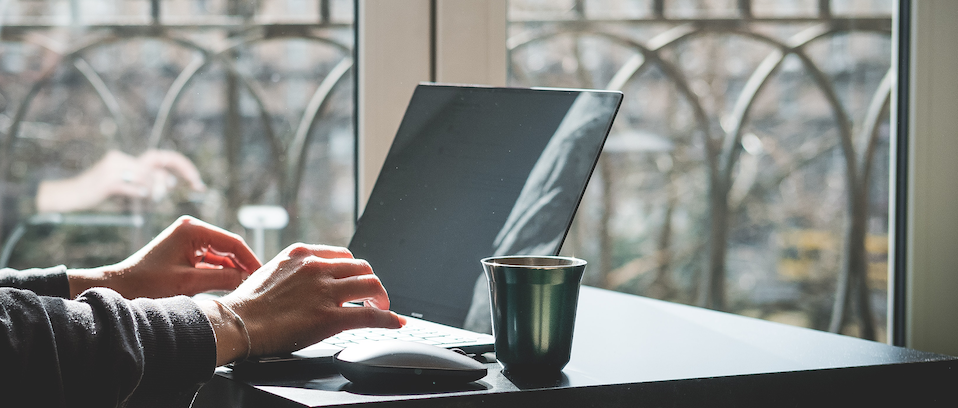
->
[0, 267, 216, 407]
[0, 265, 70, 297]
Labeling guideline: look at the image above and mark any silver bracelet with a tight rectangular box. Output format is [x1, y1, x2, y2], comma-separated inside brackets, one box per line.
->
[211, 298, 251, 363]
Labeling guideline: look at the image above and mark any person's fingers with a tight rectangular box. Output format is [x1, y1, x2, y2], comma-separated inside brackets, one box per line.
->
[139, 149, 206, 192]
[307, 257, 374, 280]
[204, 243, 258, 274]
[139, 150, 204, 190]
[100, 151, 145, 193]
[331, 274, 390, 309]
[177, 216, 261, 273]
[286, 244, 354, 260]
[151, 167, 175, 189]
[196, 248, 239, 270]
[339, 307, 405, 331]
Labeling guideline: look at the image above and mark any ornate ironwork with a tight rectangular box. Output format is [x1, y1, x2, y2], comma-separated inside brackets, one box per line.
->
[0, 1, 894, 339]
[0, 0, 353, 263]
[508, 1, 893, 339]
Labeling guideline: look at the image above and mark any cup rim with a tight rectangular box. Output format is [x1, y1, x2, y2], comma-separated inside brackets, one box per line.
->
[481, 255, 586, 268]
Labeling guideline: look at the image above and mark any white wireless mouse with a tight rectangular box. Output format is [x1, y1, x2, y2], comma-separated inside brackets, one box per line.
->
[334, 340, 488, 386]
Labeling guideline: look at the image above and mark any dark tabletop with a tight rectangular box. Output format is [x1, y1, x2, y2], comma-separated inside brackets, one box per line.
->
[193, 286, 958, 407]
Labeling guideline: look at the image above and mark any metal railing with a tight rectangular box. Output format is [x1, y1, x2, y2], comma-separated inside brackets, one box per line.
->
[508, 0, 892, 339]
[0, 0, 354, 264]
[0, 0, 894, 339]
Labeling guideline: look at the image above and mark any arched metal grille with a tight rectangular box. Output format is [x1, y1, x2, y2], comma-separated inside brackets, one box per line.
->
[0, 0, 895, 340]
[0, 0, 356, 267]
[508, 0, 893, 340]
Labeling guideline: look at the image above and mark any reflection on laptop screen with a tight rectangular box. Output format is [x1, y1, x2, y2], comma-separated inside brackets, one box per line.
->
[349, 84, 622, 330]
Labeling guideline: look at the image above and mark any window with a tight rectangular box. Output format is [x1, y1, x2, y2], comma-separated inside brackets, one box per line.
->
[507, 0, 894, 341]
[8, 1, 957, 354]
[0, 0, 356, 268]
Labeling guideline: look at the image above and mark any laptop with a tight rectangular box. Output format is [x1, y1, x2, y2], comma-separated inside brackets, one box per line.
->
[235, 84, 622, 371]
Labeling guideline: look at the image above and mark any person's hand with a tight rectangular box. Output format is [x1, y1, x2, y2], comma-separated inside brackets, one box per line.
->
[199, 243, 407, 366]
[36, 149, 206, 213]
[67, 216, 261, 299]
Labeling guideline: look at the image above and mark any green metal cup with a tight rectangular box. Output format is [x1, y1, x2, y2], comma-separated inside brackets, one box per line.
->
[480, 255, 586, 374]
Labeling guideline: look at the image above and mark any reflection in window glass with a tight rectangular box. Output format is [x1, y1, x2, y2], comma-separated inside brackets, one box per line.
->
[0, 1, 355, 269]
[509, 0, 892, 341]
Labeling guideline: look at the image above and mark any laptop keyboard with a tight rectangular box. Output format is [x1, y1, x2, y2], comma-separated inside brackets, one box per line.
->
[321, 323, 483, 348]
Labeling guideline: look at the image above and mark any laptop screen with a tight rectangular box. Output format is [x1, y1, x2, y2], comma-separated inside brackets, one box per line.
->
[349, 84, 622, 329]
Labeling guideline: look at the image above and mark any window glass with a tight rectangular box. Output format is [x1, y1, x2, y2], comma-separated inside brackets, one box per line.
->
[509, 0, 892, 341]
[0, 0, 355, 268]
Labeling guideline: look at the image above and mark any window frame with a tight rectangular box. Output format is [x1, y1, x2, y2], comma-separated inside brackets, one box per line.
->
[895, 0, 958, 356]
[353, 0, 506, 216]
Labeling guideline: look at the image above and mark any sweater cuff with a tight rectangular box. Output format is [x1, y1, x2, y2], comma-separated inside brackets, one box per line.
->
[0, 265, 70, 297]
[127, 295, 216, 406]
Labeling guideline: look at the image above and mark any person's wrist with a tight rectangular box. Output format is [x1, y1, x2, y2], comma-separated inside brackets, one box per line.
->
[66, 266, 108, 298]
[200, 299, 250, 366]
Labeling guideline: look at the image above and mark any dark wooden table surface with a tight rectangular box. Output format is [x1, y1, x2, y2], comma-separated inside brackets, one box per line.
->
[193, 286, 958, 407]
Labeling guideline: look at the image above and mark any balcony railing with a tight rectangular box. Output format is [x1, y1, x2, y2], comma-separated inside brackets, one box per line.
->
[0, 0, 894, 340]
[1, 0, 356, 266]
[508, 0, 893, 340]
